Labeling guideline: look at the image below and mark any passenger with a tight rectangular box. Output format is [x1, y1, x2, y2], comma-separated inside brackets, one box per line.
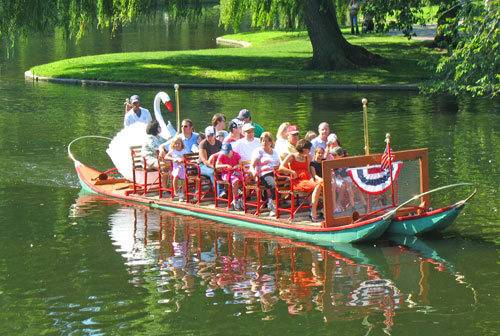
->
[232, 123, 261, 163]
[275, 122, 290, 149]
[250, 132, 281, 216]
[330, 147, 366, 211]
[223, 119, 244, 144]
[191, 132, 206, 153]
[141, 120, 168, 170]
[163, 119, 198, 153]
[216, 143, 244, 211]
[216, 130, 225, 143]
[164, 136, 188, 202]
[311, 146, 344, 214]
[212, 113, 229, 138]
[279, 139, 322, 222]
[198, 126, 222, 191]
[237, 109, 265, 138]
[311, 122, 337, 152]
[304, 130, 317, 142]
[309, 146, 325, 183]
[124, 95, 152, 127]
[325, 134, 344, 159]
[275, 125, 300, 161]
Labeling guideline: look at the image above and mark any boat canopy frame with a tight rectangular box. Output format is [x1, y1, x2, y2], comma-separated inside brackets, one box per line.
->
[322, 148, 430, 228]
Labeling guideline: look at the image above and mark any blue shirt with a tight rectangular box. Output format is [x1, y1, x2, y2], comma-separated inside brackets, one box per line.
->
[163, 132, 199, 153]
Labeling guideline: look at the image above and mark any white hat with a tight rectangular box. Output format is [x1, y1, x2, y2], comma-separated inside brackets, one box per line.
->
[327, 133, 338, 143]
[204, 126, 216, 136]
[242, 123, 255, 132]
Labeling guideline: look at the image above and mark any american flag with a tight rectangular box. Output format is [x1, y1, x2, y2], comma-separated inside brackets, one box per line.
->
[381, 144, 395, 170]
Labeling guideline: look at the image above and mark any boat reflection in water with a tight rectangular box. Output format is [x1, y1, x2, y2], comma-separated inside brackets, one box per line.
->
[72, 193, 477, 332]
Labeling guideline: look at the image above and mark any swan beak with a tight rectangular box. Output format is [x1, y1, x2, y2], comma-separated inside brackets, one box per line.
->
[164, 101, 174, 112]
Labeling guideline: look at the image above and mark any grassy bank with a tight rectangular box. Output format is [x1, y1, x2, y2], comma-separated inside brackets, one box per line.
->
[30, 28, 442, 85]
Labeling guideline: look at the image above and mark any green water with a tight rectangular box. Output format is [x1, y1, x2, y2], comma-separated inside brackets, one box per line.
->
[1, 8, 500, 335]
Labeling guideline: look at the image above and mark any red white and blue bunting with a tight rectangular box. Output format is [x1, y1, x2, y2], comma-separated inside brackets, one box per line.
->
[347, 161, 403, 195]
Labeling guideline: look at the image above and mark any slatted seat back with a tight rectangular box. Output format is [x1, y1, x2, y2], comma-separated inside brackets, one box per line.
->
[183, 152, 213, 204]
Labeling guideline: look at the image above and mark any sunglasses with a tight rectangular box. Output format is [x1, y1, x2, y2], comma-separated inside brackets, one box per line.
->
[182, 125, 190, 128]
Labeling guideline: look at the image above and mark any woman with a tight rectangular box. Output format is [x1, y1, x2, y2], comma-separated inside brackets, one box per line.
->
[142, 120, 168, 169]
[275, 122, 290, 148]
[212, 113, 228, 139]
[279, 139, 322, 222]
[250, 132, 281, 216]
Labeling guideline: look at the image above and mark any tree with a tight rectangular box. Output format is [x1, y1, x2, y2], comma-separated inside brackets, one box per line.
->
[424, 1, 500, 97]
[219, 0, 379, 69]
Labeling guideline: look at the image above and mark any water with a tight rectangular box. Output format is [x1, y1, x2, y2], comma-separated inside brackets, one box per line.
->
[1, 7, 500, 335]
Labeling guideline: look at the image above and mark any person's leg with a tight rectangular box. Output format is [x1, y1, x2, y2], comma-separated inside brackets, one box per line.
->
[350, 14, 355, 34]
[354, 15, 359, 34]
[200, 163, 218, 194]
[310, 185, 321, 220]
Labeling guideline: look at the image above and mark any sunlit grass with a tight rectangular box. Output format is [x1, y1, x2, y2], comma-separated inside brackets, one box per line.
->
[31, 29, 442, 85]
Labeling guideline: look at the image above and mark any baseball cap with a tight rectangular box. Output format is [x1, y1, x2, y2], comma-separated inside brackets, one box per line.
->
[237, 109, 251, 120]
[242, 123, 255, 132]
[130, 95, 140, 104]
[330, 146, 344, 156]
[287, 125, 299, 135]
[228, 118, 243, 131]
[221, 142, 232, 154]
[205, 126, 216, 136]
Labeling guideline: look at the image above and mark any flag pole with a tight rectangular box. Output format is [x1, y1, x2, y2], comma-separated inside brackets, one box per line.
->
[362, 98, 370, 155]
[386, 133, 396, 206]
[174, 84, 180, 133]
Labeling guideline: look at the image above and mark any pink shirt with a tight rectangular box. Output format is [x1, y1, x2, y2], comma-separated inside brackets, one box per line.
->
[217, 152, 242, 176]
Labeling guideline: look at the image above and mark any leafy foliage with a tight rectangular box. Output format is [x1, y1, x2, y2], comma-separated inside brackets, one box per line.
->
[424, 1, 500, 97]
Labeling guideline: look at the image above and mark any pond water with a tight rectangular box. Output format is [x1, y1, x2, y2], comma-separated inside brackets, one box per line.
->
[1, 7, 500, 335]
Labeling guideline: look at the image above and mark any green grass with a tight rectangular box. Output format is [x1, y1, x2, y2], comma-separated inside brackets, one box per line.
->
[31, 28, 443, 85]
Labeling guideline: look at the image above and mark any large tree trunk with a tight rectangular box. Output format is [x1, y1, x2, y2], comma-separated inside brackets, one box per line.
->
[303, 0, 379, 70]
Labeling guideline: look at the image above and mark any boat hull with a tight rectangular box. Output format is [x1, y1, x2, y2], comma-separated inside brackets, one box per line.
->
[387, 205, 463, 236]
[75, 163, 390, 245]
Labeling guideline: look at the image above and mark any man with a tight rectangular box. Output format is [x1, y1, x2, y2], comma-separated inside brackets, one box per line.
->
[124, 94, 152, 127]
[198, 126, 222, 190]
[224, 119, 244, 144]
[311, 122, 337, 152]
[232, 123, 260, 163]
[163, 119, 199, 153]
[275, 125, 300, 161]
[237, 109, 265, 138]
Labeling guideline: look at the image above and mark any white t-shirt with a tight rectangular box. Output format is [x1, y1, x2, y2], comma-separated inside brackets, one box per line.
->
[251, 148, 280, 176]
[124, 107, 152, 127]
[232, 138, 260, 162]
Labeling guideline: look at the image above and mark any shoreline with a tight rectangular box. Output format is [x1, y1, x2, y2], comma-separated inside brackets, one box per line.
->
[24, 70, 420, 91]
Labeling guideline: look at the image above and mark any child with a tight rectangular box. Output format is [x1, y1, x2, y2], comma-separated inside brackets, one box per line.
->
[216, 143, 244, 211]
[304, 130, 317, 142]
[165, 136, 188, 201]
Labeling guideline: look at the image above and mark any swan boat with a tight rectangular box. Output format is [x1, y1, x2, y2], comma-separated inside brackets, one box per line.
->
[68, 91, 476, 245]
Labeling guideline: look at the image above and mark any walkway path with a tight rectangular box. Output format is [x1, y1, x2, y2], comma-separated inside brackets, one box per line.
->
[387, 24, 437, 41]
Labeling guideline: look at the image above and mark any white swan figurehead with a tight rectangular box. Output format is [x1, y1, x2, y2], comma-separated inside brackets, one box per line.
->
[154, 91, 177, 139]
[106, 91, 178, 181]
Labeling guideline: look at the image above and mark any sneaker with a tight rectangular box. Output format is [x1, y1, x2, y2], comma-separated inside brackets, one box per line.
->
[232, 200, 241, 211]
[267, 199, 273, 210]
[238, 198, 244, 210]
[178, 192, 185, 202]
[269, 203, 276, 217]
[219, 190, 227, 199]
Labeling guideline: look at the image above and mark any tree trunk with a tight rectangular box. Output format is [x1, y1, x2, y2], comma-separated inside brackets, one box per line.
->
[303, 0, 379, 70]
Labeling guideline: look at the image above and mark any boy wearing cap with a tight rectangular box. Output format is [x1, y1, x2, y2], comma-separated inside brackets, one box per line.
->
[198, 126, 222, 188]
[224, 119, 244, 144]
[232, 123, 261, 162]
[237, 109, 265, 138]
[124, 94, 152, 127]
[275, 125, 300, 161]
